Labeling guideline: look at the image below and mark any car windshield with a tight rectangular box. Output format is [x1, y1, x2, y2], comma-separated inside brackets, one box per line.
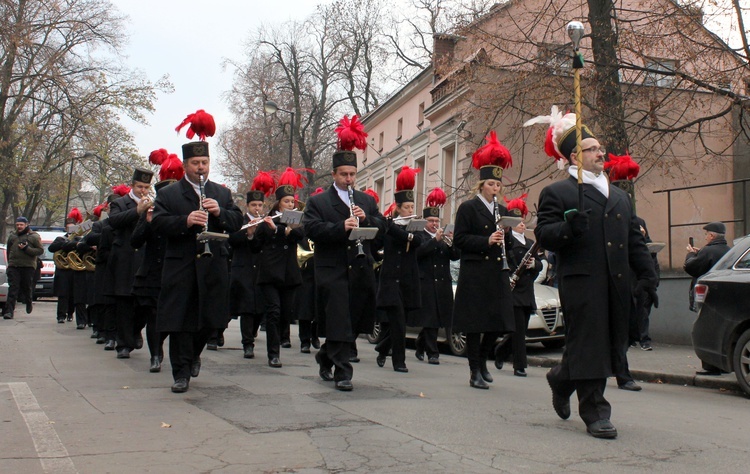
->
[0, 246, 6, 266]
[713, 235, 750, 270]
[41, 243, 56, 260]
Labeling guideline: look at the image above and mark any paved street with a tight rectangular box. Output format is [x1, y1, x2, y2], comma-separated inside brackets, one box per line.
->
[1, 300, 749, 473]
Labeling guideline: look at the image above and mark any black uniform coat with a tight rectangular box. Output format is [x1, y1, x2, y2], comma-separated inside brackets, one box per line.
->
[254, 221, 304, 288]
[227, 216, 263, 316]
[452, 196, 515, 334]
[107, 195, 145, 296]
[302, 186, 386, 341]
[130, 212, 167, 302]
[48, 235, 75, 298]
[151, 178, 243, 333]
[84, 219, 116, 305]
[508, 234, 543, 308]
[406, 230, 460, 329]
[535, 176, 656, 380]
[376, 222, 424, 310]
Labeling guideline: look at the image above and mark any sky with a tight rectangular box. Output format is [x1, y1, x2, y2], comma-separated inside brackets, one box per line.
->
[115, 0, 326, 182]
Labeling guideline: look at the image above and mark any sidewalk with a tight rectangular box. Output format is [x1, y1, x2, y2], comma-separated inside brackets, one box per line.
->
[527, 342, 741, 392]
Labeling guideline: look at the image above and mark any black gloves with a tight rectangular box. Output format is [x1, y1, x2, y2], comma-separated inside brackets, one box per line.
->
[636, 279, 659, 309]
[564, 209, 590, 237]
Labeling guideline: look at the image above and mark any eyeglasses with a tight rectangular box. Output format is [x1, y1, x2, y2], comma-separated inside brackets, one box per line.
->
[581, 146, 606, 155]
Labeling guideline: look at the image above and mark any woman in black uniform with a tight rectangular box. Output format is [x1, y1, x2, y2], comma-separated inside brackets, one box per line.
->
[452, 131, 515, 389]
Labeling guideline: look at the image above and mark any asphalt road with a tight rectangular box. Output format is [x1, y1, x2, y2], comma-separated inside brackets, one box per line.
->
[2, 300, 749, 473]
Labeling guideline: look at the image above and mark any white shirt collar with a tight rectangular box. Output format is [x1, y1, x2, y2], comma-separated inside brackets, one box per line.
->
[477, 194, 496, 215]
[333, 183, 351, 206]
[128, 190, 141, 204]
[185, 175, 209, 197]
[512, 230, 526, 244]
[568, 166, 610, 198]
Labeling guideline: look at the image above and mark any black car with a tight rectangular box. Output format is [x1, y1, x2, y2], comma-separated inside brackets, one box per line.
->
[692, 234, 750, 396]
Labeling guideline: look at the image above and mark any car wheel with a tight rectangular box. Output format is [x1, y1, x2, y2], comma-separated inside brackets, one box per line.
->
[733, 328, 750, 396]
[541, 339, 565, 350]
[448, 330, 467, 356]
[366, 322, 381, 344]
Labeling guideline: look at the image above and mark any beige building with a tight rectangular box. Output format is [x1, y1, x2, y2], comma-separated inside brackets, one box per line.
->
[356, 0, 750, 270]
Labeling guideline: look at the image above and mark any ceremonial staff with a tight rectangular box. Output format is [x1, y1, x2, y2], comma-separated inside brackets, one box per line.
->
[566, 20, 585, 210]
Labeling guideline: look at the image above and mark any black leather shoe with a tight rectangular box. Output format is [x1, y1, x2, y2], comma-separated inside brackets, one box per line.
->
[171, 378, 189, 393]
[206, 343, 218, 351]
[243, 346, 255, 359]
[67, 317, 72, 321]
[268, 357, 282, 368]
[319, 368, 334, 381]
[376, 354, 386, 367]
[479, 362, 493, 383]
[281, 341, 292, 349]
[104, 340, 116, 350]
[415, 350, 425, 361]
[76, 324, 85, 330]
[428, 357, 439, 365]
[546, 370, 571, 420]
[58, 319, 65, 324]
[191, 358, 201, 378]
[150, 357, 161, 373]
[335, 380, 353, 391]
[301, 344, 311, 354]
[470, 370, 489, 389]
[696, 370, 722, 376]
[618, 381, 642, 391]
[394, 366, 409, 373]
[217, 335, 224, 347]
[96, 336, 106, 344]
[586, 419, 618, 439]
[134, 336, 143, 350]
[311, 338, 321, 350]
[3, 313, 13, 319]
[349, 356, 360, 363]
[26, 301, 33, 314]
[514, 369, 527, 377]
[116, 348, 131, 359]
[90, 331, 99, 339]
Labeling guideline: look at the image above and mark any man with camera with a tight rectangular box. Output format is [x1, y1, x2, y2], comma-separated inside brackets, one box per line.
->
[4, 217, 43, 319]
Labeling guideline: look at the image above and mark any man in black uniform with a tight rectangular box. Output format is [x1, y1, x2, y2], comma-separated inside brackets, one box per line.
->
[531, 109, 657, 439]
[107, 168, 154, 359]
[152, 137, 242, 393]
[49, 210, 83, 323]
[302, 116, 385, 390]
[408, 188, 459, 365]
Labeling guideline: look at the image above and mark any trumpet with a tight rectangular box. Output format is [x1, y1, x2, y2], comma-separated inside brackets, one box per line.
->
[493, 196, 511, 271]
[348, 185, 366, 258]
[197, 174, 212, 258]
[438, 228, 453, 247]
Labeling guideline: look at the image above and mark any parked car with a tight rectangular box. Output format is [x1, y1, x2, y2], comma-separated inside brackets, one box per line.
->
[367, 281, 565, 356]
[692, 234, 750, 396]
[33, 229, 66, 299]
[0, 244, 8, 313]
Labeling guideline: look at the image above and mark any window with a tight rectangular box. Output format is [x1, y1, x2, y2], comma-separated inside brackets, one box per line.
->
[397, 118, 403, 141]
[378, 131, 384, 153]
[374, 178, 384, 211]
[644, 59, 677, 88]
[414, 157, 425, 213]
[536, 43, 571, 75]
[418, 103, 425, 128]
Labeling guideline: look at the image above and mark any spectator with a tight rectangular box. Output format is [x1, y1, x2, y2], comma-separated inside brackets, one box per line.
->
[684, 222, 730, 312]
[4, 217, 44, 319]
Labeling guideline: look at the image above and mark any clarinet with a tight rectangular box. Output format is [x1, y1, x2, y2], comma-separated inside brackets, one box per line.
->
[197, 174, 213, 258]
[493, 195, 510, 271]
[348, 185, 366, 258]
[510, 241, 540, 290]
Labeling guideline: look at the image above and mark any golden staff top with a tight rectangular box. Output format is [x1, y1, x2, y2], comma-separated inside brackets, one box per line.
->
[566, 21, 586, 209]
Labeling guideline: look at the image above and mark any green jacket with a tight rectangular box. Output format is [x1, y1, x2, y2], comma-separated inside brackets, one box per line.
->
[6, 229, 43, 268]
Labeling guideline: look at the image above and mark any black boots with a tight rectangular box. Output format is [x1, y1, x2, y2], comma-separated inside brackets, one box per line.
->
[470, 369, 489, 389]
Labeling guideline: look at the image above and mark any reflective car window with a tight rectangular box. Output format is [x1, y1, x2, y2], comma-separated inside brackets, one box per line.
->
[0, 246, 6, 265]
[733, 248, 750, 270]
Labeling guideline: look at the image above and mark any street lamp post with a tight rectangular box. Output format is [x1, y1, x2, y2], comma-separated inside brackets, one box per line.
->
[264, 100, 295, 167]
[64, 152, 95, 224]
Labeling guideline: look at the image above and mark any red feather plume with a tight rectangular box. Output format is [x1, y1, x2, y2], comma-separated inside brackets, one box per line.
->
[605, 152, 640, 181]
[92, 204, 105, 218]
[335, 115, 368, 151]
[67, 207, 83, 224]
[472, 131, 513, 170]
[395, 166, 420, 192]
[111, 184, 131, 196]
[277, 167, 315, 190]
[383, 201, 397, 218]
[159, 153, 185, 181]
[251, 171, 277, 197]
[544, 127, 563, 160]
[504, 193, 529, 218]
[364, 188, 379, 204]
[312, 187, 325, 196]
[149, 148, 169, 166]
[425, 187, 447, 208]
[175, 109, 216, 141]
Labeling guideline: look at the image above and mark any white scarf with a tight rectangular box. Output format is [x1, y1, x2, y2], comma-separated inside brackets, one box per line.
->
[477, 194, 496, 216]
[128, 190, 142, 204]
[568, 166, 609, 198]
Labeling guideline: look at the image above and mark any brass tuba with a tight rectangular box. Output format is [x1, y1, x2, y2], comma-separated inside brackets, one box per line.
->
[66, 251, 87, 271]
[53, 250, 71, 270]
[83, 252, 96, 271]
[297, 240, 315, 268]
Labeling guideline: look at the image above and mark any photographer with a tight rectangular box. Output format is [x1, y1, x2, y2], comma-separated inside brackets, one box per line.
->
[4, 217, 43, 319]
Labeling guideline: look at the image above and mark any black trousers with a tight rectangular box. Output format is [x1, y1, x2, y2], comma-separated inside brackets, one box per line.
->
[98, 304, 116, 341]
[74, 303, 88, 327]
[260, 284, 296, 359]
[375, 306, 407, 368]
[466, 332, 499, 371]
[239, 312, 261, 347]
[114, 296, 136, 351]
[88, 304, 101, 331]
[299, 320, 318, 345]
[168, 328, 212, 381]
[416, 327, 440, 359]
[317, 340, 353, 382]
[5, 266, 35, 316]
[135, 305, 167, 359]
[56, 295, 75, 322]
[496, 306, 531, 370]
[547, 363, 610, 425]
